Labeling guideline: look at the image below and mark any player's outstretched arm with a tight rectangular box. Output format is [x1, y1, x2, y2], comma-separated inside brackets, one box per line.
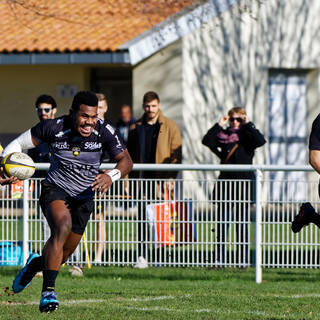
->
[92, 149, 133, 196]
[2, 129, 37, 157]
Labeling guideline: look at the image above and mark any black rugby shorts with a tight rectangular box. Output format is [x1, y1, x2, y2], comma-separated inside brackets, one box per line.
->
[39, 181, 94, 235]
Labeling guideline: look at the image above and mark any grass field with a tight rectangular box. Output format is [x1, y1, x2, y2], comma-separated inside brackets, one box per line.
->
[1, 267, 320, 319]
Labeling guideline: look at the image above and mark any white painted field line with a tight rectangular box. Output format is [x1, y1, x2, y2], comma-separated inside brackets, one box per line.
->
[0, 299, 106, 306]
[0, 298, 275, 317]
[271, 293, 320, 299]
[130, 295, 174, 302]
[0, 295, 186, 306]
[4, 292, 316, 308]
[124, 306, 269, 316]
[128, 294, 191, 302]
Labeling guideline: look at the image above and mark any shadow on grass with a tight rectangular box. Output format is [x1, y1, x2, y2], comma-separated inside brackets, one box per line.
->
[263, 269, 320, 282]
[82, 267, 320, 283]
[83, 266, 255, 282]
[1, 266, 319, 284]
[0, 265, 254, 282]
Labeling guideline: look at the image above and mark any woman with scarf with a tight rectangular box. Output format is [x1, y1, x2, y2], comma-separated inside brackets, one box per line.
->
[202, 107, 266, 267]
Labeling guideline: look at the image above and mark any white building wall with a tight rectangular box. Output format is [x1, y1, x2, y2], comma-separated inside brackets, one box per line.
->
[132, 41, 183, 128]
[182, 0, 320, 182]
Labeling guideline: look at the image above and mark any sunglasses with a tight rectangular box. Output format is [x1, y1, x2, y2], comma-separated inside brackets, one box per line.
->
[230, 117, 243, 123]
[37, 107, 52, 113]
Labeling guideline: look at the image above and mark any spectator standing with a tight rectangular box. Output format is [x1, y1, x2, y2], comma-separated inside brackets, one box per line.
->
[96, 93, 108, 122]
[202, 107, 266, 267]
[28, 94, 57, 167]
[127, 91, 182, 268]
[116, 104, 136, 146]
[94, 93, 110, 264]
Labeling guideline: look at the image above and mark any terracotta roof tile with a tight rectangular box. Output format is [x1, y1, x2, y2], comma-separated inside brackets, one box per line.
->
[0, 0, 196, 52]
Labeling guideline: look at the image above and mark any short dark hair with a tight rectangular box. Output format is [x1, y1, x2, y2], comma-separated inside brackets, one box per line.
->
[71, 91, 98, 111]
[35, 94, 57, 109]
[143, 91, 160, 105]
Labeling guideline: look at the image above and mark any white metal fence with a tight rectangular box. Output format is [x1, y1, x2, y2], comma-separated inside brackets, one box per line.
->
[0, 164, 318, 283]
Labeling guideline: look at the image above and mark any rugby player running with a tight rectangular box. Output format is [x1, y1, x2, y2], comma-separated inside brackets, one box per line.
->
[2, 91, 133, 313]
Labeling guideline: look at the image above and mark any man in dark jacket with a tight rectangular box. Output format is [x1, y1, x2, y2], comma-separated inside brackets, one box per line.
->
[202, 107, 266, 267]
[127, 92, 182, 181]
[127, 91, 182, 268]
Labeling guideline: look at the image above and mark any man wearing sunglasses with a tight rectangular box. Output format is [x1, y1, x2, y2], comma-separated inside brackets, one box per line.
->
[202, 107, 266, 267]
[28, 95, 57, 165]
[35, 94, 57, 121]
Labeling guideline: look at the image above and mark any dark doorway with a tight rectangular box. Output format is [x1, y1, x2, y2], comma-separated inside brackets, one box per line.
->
[91, 67, 132, 125]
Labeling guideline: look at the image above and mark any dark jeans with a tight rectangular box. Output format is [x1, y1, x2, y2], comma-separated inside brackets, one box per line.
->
[215, 203, 249, 265]
[136, 180, 157, 258]
[214, 179, 253, 265]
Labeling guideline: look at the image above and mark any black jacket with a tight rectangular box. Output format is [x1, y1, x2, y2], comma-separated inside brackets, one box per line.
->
[202, 122, 266, 180]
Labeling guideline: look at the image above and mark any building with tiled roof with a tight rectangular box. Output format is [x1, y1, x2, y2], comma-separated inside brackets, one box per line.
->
[1, 0, 196, 53]
[1, 0, 318, 181]
[0, 0, 236, 138]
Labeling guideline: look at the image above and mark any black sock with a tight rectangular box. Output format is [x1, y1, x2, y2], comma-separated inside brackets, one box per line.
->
[20, 256, 43, 286]
[42, 270, 58, 292]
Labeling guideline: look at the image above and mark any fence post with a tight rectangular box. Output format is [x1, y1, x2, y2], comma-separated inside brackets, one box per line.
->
[255, 169, 262, 283]
[22, 180, 29, 265]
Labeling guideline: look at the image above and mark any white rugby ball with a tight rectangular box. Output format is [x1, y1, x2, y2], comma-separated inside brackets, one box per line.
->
[1, 152, 35, 180]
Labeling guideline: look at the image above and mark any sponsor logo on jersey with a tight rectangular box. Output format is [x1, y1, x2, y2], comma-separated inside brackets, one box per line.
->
[72, 147, 81, 157]
[52, 142, 69, 149]
[84, 142, 102, 150]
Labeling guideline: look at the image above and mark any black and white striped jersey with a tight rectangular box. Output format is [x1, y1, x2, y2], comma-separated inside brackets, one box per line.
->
[31, 116, 125, 199]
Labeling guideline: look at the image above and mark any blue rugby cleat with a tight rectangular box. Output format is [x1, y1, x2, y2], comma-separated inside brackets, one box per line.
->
[39, 291, 59, 313]
[12, 252, 40, 293]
